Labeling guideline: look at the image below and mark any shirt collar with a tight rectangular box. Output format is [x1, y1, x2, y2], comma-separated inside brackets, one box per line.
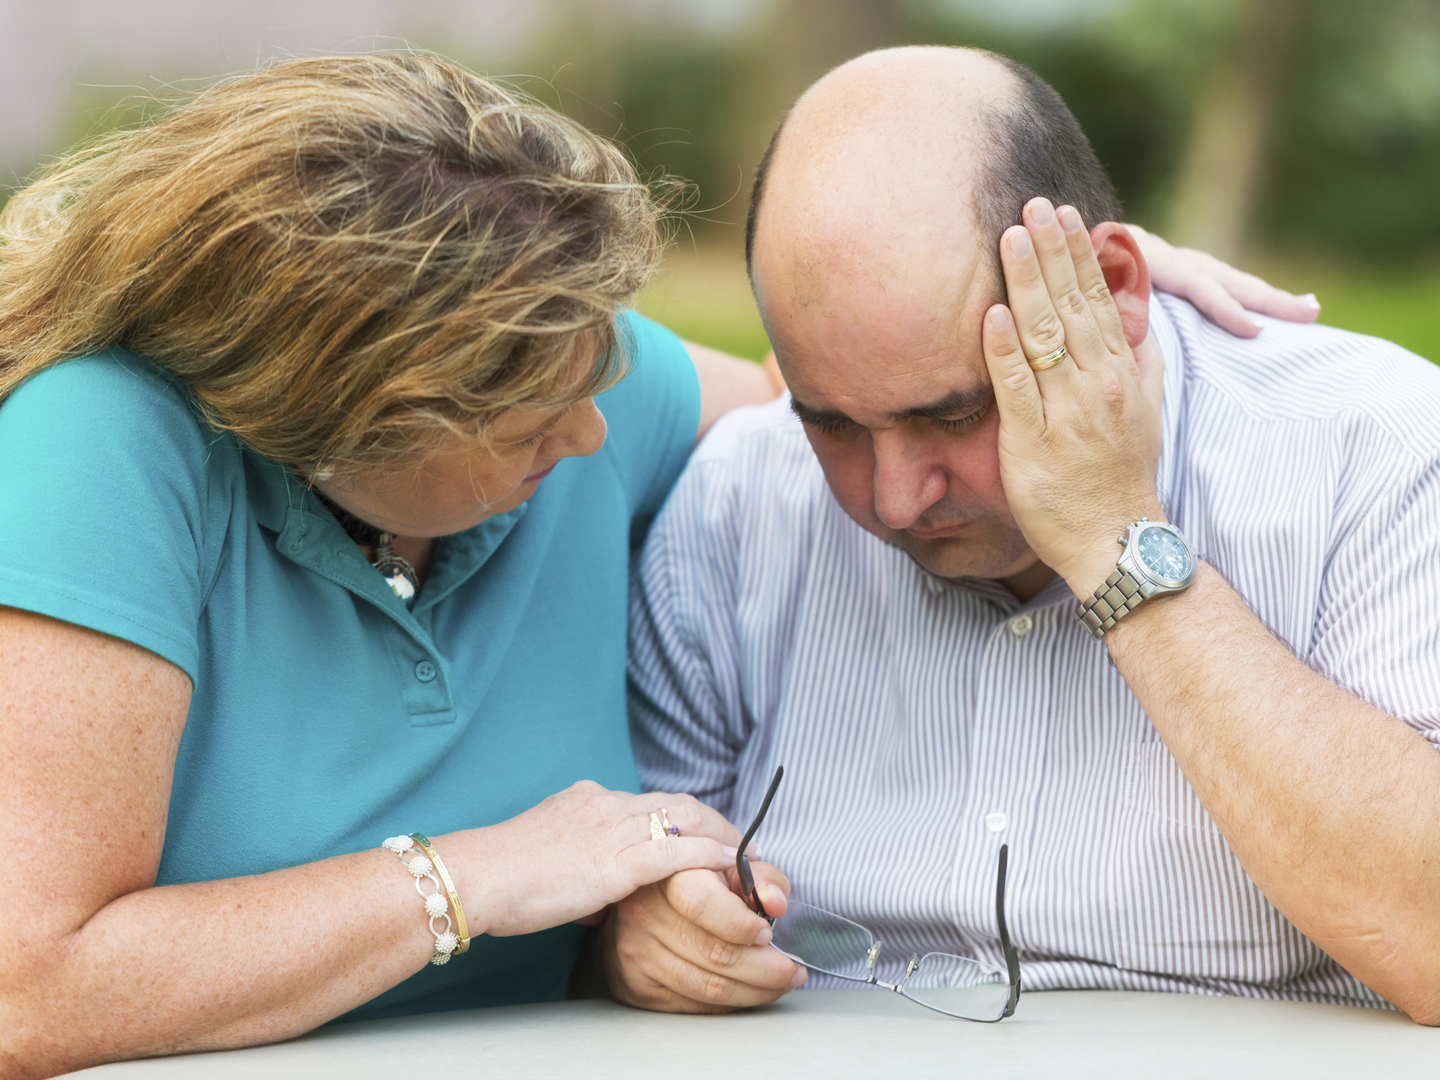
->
[244, 446, 529, 619]
[1148, 292, 1188, 514]
[244, 449, 298, 534]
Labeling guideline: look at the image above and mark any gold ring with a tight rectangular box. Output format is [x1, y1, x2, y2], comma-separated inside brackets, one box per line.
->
[660, 808, 680, 838]
[648, 811, 666, 840]
[1028, 344, 1069, 371]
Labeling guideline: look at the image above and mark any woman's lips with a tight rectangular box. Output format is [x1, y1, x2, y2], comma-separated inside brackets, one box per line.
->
[524, 463, 557, 483]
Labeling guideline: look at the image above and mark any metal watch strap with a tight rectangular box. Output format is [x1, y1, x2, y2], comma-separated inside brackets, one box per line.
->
[1077, 567, 1145, 638]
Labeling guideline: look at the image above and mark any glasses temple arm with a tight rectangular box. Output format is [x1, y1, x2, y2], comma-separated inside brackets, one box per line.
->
[995, 843, 1021, 1015]
[736, 766, 785, 921]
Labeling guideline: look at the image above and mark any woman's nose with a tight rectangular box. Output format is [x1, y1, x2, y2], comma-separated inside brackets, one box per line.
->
[552, 398, 607, 459]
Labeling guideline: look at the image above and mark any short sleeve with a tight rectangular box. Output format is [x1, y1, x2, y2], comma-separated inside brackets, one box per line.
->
[1309, 453, 1440, 749]
[0, 352, 222, 680]
[628, 449, 748, 819]
[595, 311, 701, 548]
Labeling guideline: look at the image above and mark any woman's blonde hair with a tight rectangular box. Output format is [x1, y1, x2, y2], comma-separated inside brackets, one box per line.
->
[0, 53, 666, 470]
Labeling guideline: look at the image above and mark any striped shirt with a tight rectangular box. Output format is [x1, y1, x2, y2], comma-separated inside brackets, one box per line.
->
[629, 293, 1440, 1008]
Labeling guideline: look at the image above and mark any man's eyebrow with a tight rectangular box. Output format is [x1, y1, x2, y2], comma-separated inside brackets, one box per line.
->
[789, 396, 852, 427]
[789, 385, 994, 428]
[898, 385, 994, 422]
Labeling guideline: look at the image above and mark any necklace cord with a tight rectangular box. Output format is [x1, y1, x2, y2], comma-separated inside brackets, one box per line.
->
[311, 489, 420, 599]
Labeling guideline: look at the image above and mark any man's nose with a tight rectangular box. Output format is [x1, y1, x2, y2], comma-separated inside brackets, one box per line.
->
[872, 429, 946, 531]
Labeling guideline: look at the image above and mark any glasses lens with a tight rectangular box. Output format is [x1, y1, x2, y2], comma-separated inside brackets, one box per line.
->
[771, 901, 877, 980]
[900, 952, 1011, 1021]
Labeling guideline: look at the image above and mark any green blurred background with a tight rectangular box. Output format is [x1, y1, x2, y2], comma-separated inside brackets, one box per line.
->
[4, 0, 1437, 362]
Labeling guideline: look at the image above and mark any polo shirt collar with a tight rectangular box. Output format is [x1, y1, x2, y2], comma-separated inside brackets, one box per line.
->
[243, 450, 294, 534]
[244, 447, 529, 622]
[411, 504, 528, 616]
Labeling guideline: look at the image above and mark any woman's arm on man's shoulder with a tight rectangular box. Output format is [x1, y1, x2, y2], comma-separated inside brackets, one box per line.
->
[686, 340, 784, 443]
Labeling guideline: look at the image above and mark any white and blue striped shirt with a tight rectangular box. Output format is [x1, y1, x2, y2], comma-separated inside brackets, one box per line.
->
[629, 294, 1440, 1008]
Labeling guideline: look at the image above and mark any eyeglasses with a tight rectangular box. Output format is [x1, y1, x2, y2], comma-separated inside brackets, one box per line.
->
[736, 766, 1021, 1022]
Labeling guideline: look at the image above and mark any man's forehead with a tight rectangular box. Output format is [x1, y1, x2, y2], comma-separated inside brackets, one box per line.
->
[769, 249, 1000, 417]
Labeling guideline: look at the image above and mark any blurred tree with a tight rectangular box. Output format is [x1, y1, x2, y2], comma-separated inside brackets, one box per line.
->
[741, 0, 902, 164]
[1119, 0, 1440, 260]
[1270, 0, 1440, 257]
[530, 0, 625, 138]
[1166, 0, 1306, 262]
[532, 0, 901, 240]
[524, 0, 1440, 262]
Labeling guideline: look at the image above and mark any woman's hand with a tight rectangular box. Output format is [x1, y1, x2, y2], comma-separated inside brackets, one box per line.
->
[450, 781, 745, 938]
[0, 606, 743, 1076]
[1127, 223, 1320, 338]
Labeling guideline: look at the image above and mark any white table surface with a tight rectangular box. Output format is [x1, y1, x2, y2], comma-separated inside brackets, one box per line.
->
[69, 989, 1436, 1079]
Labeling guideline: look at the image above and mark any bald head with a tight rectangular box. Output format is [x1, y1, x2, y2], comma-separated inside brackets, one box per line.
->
[745, 46, 1120, 299]
[748, 48, 1006, 300]
[745, 47, 1124, 585]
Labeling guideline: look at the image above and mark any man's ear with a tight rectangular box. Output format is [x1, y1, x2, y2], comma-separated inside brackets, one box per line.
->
[1090, 222, 1150, 348]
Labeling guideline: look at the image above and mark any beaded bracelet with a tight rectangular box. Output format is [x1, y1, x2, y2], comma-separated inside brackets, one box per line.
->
[409, 833, 468, 954]
[382, 834, 469, 965]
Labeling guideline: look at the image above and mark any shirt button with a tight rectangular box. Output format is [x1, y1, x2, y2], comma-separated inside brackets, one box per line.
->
[985, 810, 1008, 833]
[1008, 614, 1034, 638]
[414, 660, 437, 683]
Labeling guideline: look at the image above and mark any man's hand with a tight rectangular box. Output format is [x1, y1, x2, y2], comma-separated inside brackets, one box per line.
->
[599, 863, 806, 1012]
[982, 197, 1166, 596]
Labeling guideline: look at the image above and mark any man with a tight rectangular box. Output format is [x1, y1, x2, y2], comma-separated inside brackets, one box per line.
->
[599, 46, 1440, 1020]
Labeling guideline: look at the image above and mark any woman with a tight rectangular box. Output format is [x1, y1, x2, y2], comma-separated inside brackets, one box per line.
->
[0, 52, 1312, 1077]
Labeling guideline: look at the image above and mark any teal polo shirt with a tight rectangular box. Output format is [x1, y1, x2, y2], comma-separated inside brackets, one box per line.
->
[0, 312, 700, 1021]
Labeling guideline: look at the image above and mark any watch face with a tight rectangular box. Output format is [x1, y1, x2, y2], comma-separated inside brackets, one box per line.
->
[1137, 525, 1192, 583]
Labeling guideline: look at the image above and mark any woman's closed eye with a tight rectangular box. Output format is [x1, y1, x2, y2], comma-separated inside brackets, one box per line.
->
[515, 426, 555, 450]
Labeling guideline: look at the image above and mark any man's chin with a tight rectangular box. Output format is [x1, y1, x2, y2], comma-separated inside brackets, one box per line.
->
[890, 526, 1037, 582]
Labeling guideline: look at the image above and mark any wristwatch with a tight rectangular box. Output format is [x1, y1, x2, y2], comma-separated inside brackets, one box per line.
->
[1076, 518, 1196, 638]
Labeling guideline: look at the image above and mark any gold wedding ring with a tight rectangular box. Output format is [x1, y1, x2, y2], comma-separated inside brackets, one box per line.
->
[1028, 344, 1069, 371]
[648, 811, 666, 840]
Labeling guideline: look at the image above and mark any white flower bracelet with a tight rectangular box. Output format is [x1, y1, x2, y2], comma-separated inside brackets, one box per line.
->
[383, 833, 470, 965]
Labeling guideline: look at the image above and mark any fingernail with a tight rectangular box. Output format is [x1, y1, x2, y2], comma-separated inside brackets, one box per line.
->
[1299, 293, 1321, 310]
[1057, 205, 1082, 232]
[754, 925, 773, 946]
[1007, 228, 1032, 257]
[723, 846, 738, 858]
[1030, 200, 1054, 225]
[788, 967, 809, 989]
[988, 306, 1011, 330]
